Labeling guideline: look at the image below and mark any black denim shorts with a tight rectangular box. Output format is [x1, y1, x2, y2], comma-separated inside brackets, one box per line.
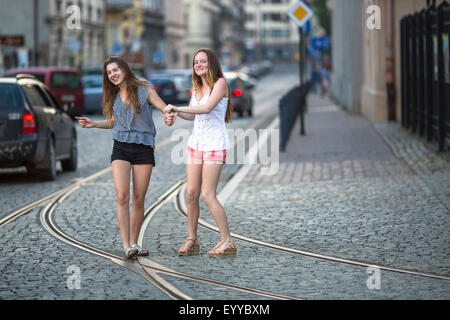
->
[111, 140, 156, 166]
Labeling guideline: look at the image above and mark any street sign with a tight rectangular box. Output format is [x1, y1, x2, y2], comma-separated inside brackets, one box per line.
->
[304, 21, 311, 34]
[311, 36, 330, 51]
[287, 1, 314, 28]
[0, 35, 24, 46]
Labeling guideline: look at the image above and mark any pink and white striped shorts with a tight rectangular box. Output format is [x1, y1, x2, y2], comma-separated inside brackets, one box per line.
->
[186, 146, 227, 164]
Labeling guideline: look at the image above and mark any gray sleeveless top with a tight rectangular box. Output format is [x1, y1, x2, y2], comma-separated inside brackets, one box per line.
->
[112, 85, 156, 147]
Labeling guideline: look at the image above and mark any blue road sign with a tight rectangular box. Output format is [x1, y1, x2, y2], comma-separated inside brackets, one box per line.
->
[304, 21, 311, 34]
[311, 36, 330, 51]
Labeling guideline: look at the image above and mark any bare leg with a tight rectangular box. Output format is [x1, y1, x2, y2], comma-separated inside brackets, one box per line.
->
[111, 160, 132, 249]
[178, 160, 203, 253]
[130, 164, 153, 246]
[201, 161, 233, 252]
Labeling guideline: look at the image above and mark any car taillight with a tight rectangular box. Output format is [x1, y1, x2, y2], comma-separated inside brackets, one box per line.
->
[234, 89, 242, 97]
[22, 113, 36, 135]
[189, 90, 193, 97]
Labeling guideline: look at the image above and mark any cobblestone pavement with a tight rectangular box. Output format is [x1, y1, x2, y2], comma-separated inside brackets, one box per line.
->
[1, 71, 448, 300]
[0, 68, 299, 300]
[209, 94, 449, 299]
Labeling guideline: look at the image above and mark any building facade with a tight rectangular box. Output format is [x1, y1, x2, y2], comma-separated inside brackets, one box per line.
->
[49, 0, 106, 69]
[105, 0, 165, 73]
[182, 0, 220, 67]
[244, 0, 300, 63]
[329, 0, 363, 114]
[218, 0, 246, 69]
[0, 0, 106, 72]
[331, 0, 446, 124]
[164, 0, 186, 69]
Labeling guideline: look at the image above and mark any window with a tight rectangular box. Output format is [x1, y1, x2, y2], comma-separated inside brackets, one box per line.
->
[0, 84, 20, 109]
[41, 86, 61, 109]
[271, 29, 282, 37]
[33, 85, 53, 107]
[270, 13, 282, 21]
[263, 13, 283, 22]
[22, 84, 46, 106]
[246, 30, 256, 38]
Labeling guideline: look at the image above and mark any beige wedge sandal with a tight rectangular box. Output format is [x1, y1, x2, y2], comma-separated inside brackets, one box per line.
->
[177, 238, 200, 256]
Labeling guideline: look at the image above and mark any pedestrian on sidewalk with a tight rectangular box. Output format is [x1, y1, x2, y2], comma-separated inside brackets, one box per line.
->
[320, 65, 329, 97]
[75, 56, 176, 259]
[166, 48, 236, 257]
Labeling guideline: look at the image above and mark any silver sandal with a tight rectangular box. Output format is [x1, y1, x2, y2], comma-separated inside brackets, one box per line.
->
[124, 246, 139, 259]
[131, 244, 149, 256]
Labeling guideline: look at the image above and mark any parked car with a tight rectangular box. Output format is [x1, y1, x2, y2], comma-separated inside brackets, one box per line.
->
[150, 69, 192, 103]
[82, 75, 103, 114]
[240, 60, 272, 79]
[148, 77, 179, 104]
[4, 67, 84, 117]
[224, 72, 254, 117]
[0, 75, 77, 180]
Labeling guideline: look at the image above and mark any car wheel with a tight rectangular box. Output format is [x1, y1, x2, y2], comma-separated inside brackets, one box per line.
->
[61, 133, 77, 171]
[247, 98, 253, 117]
[37, 137, 57, 181]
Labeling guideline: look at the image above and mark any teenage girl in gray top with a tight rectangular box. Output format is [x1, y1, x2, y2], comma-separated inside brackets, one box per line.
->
[76, 56, 174, 259]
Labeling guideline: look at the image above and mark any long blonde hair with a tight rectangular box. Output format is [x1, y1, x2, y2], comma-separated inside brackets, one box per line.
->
[102, 56, 150, 122]
[192, 48, 233, 123]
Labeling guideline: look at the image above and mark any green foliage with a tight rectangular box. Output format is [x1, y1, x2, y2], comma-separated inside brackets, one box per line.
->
[310, 0, 331, 35]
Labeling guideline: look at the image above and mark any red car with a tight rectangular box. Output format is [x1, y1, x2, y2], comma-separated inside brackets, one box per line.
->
[4, 67, 84, 117]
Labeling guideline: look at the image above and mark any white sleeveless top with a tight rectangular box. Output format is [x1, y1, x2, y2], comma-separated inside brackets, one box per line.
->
[187, 90, 230, 151]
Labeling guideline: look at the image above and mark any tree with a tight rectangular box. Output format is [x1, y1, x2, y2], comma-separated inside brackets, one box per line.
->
[310, 0, 331, 36]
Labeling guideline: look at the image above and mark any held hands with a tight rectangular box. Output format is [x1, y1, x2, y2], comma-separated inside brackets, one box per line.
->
[164, 104, 177, 126]
[164, 104, 177, 114]
[75, 116, 95, 128]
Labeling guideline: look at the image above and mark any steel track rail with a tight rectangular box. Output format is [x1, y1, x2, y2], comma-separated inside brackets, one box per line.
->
[40, 177, 298, 300]
[175, 183, 450, 281]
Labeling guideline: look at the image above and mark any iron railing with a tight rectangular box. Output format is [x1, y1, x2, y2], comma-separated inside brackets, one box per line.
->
[400, 1, 450, 151]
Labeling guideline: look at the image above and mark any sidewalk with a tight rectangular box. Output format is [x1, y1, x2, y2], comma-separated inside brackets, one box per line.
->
[218, 93, 450, 299]
[243, 94, 413, 186]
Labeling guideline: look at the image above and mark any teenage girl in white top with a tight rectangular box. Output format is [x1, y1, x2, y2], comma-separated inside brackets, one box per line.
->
[166, 48, 236, 257]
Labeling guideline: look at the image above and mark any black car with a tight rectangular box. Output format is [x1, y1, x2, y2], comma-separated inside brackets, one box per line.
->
[224, 72, 254, 117]
[149, 78, 179, 104]
[0, 75, 77, 180]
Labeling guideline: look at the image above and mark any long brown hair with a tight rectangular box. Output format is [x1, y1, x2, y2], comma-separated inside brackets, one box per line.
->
[192, 48, 233, 123]
[102, 56, 150, 122]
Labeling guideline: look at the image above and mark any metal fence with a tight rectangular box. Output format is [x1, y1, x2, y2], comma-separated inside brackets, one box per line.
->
[278, 83, 309, 152]
[400, 1, 450, 151]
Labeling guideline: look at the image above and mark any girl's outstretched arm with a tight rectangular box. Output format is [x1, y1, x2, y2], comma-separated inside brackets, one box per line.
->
[146, 85, 167, 113]
[75, 116, 113, 129]
[175, 94, 195, 121]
